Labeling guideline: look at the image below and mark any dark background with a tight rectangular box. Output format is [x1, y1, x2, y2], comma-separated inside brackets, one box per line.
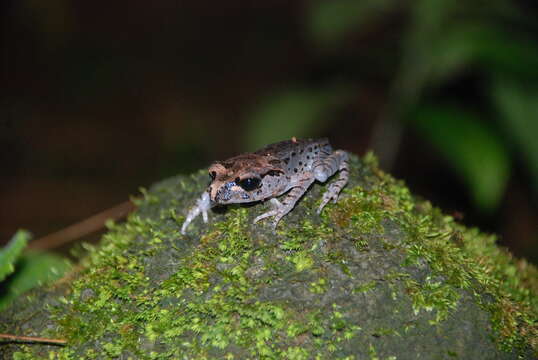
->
[2, 1, 537, 264]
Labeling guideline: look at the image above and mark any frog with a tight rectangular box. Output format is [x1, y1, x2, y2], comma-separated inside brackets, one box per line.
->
[180, 137, 349, 234]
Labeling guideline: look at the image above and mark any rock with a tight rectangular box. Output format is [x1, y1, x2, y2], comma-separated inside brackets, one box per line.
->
[1, 154, 536, 359]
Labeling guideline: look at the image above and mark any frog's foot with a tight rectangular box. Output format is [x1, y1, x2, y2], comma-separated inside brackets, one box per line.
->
[181, 192, 211, 234]
[253, 198, 282, 228]
[315, 151, 349, 214]
[254, 179, 313, 229]
[317, 182, 342, 214]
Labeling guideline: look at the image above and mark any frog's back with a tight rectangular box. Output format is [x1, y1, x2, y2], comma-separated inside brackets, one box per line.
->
[255, 138, 332, 176]
[255, 138, 331, 159]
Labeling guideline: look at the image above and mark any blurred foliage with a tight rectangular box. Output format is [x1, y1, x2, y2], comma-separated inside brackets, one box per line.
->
[395, 0, 538, 211]
[0, 231, 71, 311]
[412, 105, 509, 211]
[493, 79, 538, 192]
[306, 0, 396, 47]
[246, 86, 353, 150]
[0, 230, 29, 282]
[249, 0, 538, 212]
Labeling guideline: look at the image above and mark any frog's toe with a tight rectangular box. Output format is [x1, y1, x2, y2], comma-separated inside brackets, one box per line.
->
[317, 191, 339, 214]
[270, 214, 285, 229]
[317, 199, 330, 214]
[254, 210, 277, 224]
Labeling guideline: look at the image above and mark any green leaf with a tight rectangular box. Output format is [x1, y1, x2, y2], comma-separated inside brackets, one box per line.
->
[245, 87, 350, 151]
[493, 79, 538, 194]
[429, 24, 538, 83]
[411, 105, 510, 211]
[0, 230, 30, 282]
[389, 1, 531, 105]
[306, 0, 396, 46]
[0, 251, 71, 310]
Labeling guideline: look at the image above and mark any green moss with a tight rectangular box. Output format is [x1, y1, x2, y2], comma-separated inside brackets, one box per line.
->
[373, 175, 536, 352]
[309, 278, 328, 294]
[401, 206, 537, 351]
[288, 251, 314, 272]
[323, 156, 536, 354]
[3, 153, 536, 359]
[353, 280, 377, 294]
[404, 276, 461, 324]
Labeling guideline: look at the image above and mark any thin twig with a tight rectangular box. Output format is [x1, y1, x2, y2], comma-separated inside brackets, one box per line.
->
[29, 200, 137, 250]
[0, 333, 67, 345]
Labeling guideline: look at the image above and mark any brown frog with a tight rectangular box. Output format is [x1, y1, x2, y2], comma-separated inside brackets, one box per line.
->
[181, 138, 349, 234]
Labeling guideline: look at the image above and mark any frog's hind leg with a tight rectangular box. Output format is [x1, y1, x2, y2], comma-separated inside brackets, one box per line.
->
[313, 150, 349, 214]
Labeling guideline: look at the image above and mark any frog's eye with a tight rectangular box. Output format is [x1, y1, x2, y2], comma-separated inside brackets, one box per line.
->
[209, 171, 216, 181]
[237, 177, 261, 191]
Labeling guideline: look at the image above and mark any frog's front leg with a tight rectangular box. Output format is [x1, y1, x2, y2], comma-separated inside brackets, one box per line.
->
[254, 176, 315, 229]
[181, 191, 212, 234]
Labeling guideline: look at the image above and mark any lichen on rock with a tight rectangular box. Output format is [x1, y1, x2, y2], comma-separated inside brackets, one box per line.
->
[1, 153, 536, 359]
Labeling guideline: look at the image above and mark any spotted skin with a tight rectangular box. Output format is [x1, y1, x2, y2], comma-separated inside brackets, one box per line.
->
[181, 138, 349, 234]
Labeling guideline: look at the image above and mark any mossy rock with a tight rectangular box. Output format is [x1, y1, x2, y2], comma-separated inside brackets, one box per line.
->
[1, 154, 536, 359]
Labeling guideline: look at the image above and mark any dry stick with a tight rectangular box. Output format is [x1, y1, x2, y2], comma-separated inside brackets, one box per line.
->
[0, 333, 67, 345]
[29, 200, 137, 250]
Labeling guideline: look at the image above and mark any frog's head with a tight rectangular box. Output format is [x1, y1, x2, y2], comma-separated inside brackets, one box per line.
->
[207, 154, 285, 205]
